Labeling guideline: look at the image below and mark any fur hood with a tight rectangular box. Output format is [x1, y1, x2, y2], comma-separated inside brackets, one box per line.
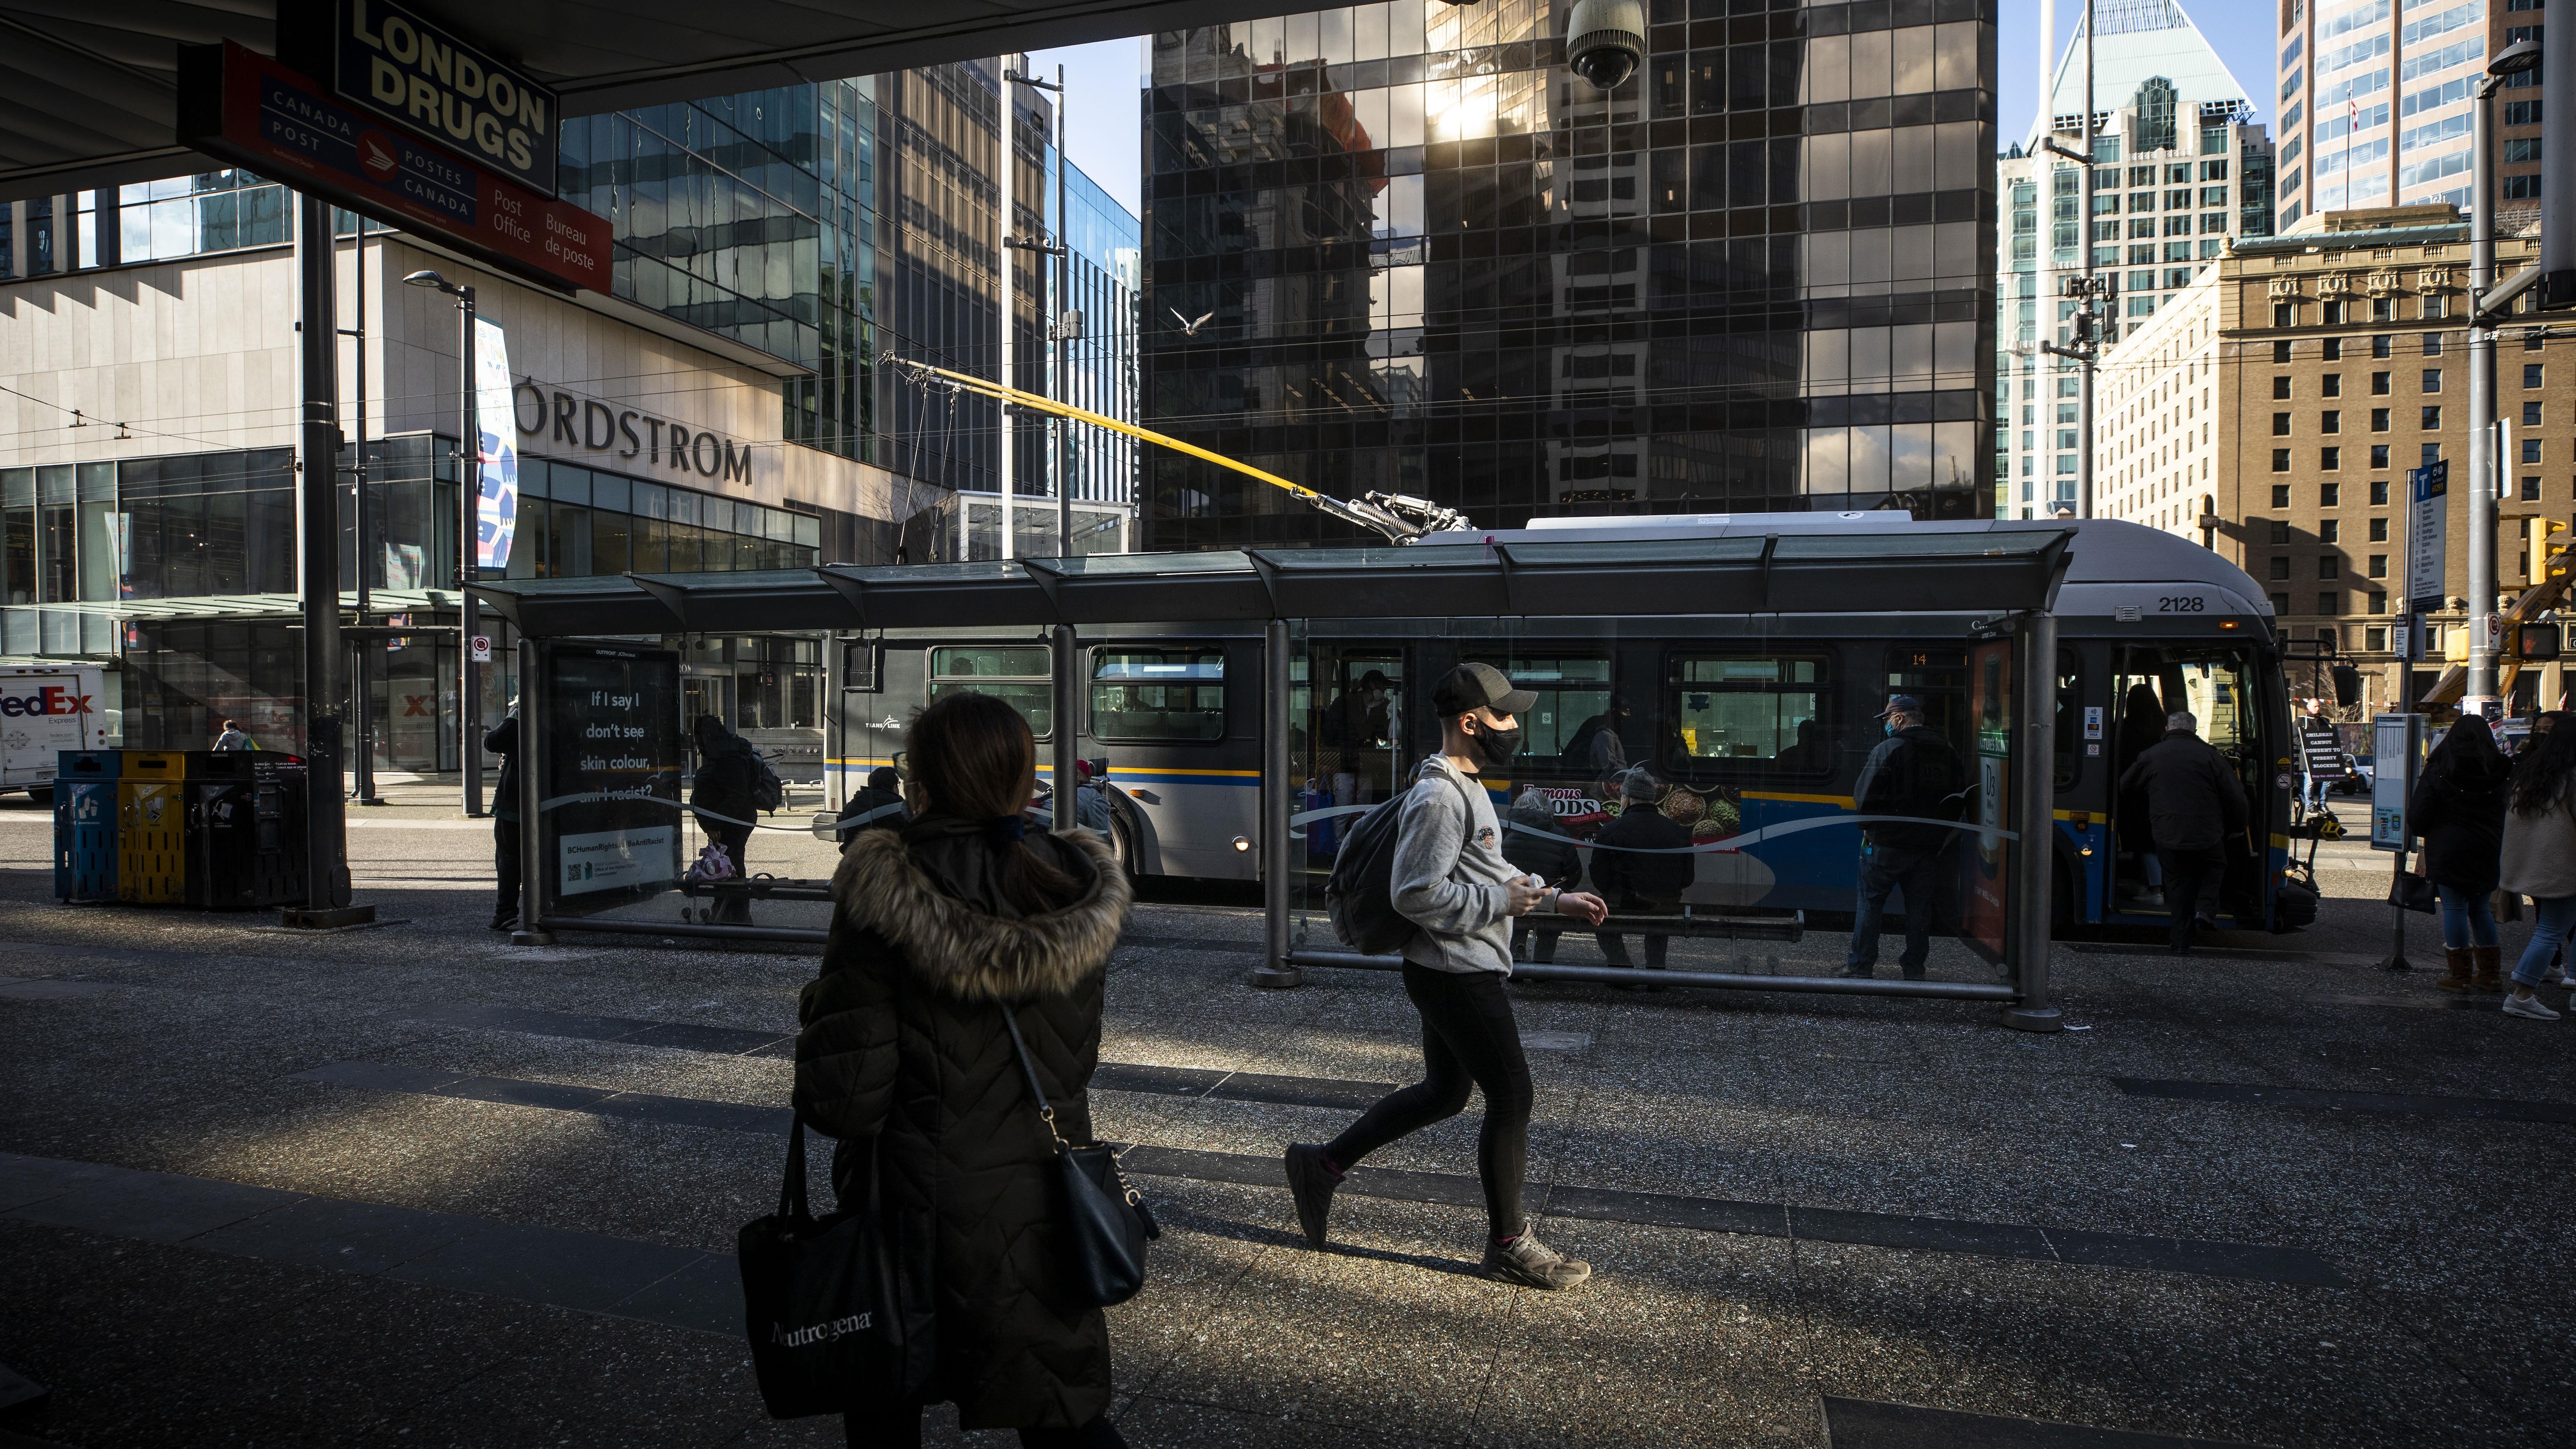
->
[832, 827, 1131, 1002]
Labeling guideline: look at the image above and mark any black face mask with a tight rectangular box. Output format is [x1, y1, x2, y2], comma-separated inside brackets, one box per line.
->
[1463, 723, 1523, 772]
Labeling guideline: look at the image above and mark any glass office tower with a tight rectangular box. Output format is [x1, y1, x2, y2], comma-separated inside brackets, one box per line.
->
[1141, 0, 1996, 549]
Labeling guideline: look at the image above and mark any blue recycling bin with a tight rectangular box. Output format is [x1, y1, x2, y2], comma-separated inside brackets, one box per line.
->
[54, 750, 122, 902]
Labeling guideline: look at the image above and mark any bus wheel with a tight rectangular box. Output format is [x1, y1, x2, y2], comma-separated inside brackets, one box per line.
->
[1109, 812, 1141, 880]
[26, 787, 50, 809]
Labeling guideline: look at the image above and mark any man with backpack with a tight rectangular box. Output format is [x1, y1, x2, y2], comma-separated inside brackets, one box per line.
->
[689, 715, 769, 924]
[1843, 694, 1966, 980]
[1287, 663, 1607, 1290]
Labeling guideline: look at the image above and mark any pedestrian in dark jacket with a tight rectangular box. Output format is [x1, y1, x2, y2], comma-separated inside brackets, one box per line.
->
[1590, 768, 1692, 972]
[795, 692, 1135, 1448]
[2113, 683, 2169, 903]
[2411, 715, 2512, 993]
[836, 765, 911, 853]
[1843, 695, 1967, 979]
[485, 709, 520, 931]
[1502, 788, 1580, 963]
[690, 715, 761, 922]
[2115, 710, 2249, 953]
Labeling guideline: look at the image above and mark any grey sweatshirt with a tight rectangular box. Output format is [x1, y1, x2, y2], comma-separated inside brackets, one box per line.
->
[1392, 755, 1520, 975]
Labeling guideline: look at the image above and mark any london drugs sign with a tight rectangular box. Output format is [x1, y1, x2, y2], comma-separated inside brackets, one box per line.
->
[177, 41, 604, 295]
[277, 0, 560, 196]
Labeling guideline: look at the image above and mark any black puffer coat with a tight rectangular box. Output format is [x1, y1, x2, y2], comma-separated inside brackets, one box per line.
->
[2410, 754, 2511, 895]
[794, 816, 1132, 1434]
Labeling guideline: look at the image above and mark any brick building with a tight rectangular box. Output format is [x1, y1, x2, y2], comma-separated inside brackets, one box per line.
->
[2193, 204, 2569, 712]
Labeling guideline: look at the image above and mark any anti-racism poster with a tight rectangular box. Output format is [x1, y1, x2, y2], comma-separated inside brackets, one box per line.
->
[537, 643, 682, 919]
[476, 315, 518, 570]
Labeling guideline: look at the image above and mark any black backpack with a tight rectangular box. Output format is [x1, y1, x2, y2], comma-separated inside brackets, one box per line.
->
[752, 754, 787, 813]
[1325, 769, 1470, 955]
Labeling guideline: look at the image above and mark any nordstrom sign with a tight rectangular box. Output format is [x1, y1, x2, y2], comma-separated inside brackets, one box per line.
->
[512, 380, 756, 487]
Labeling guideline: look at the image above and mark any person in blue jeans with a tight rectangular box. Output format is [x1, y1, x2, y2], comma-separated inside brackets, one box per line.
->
[2499, 720, 2576, 1020]
[2409, 715, 2512, 992]
[1843, 696, 1965, 980]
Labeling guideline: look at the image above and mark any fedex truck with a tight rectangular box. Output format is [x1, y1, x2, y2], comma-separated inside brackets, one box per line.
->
[0, 665, 109, 803]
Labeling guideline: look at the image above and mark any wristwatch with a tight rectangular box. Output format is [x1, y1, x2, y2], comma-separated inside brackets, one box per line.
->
[1541, 887, 1561, 913]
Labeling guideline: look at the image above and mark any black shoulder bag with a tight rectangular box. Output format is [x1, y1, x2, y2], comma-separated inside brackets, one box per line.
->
[737, 1118, 910, 1419]
[1001, 1007, 1160, 1307]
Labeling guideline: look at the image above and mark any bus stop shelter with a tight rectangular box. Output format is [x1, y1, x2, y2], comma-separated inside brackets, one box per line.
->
[472, 527, 2076, 1031]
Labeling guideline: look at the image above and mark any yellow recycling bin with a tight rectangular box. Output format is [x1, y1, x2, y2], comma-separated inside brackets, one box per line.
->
[117, 751, 188, 904]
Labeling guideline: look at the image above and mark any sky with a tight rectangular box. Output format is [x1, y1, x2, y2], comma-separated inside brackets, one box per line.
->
[1023, 38, 1150, 221]
[1031, 0, 2290, 224]
[1996, 0, 2282, 144]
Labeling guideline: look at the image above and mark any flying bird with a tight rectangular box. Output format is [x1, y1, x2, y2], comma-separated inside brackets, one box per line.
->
[1169, 308, 1215, 338]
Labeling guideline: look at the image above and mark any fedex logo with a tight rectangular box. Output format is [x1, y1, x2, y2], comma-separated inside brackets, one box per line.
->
[0, 686, 91, 718]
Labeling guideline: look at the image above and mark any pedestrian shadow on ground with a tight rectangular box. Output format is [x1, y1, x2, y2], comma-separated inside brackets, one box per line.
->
[1148, 1201, 1489, 1280]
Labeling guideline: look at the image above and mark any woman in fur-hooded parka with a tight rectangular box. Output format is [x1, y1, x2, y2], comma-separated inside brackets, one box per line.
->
[794, 812, 1132, 1435]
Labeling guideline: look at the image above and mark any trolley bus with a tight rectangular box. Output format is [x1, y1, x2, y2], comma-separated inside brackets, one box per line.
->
[827, 513, 2307, 932]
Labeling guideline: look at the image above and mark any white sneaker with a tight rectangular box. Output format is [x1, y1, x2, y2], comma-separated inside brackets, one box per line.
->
[2556, 968, 2576, 989]
[2501, 993, 2561, 1021]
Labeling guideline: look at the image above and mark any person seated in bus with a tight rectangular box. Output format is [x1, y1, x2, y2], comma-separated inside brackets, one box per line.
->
[2116, 710, 2248, 955]
[835, 765, 910, 853]
[1774, 716, 1832, 773]
[1565, 696, 1631, 778]
[1590, 769, 1692, 980]
[1320, 670, 1394, 750]
[1503, 787, 1582, 964]
[1843, 695, 1967, 981]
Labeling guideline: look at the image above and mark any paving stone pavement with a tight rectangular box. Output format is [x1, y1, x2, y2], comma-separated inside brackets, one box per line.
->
[0, 799, 2569, 1447]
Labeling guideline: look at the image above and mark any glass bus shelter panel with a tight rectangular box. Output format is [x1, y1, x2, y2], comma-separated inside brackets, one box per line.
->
[1284, 615, 2018, 984]
[2102, 644, 2273, 928]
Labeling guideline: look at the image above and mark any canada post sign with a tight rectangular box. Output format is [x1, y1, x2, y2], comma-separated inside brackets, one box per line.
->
[280, 0, 557, 195]
[178, 42, 604, 294]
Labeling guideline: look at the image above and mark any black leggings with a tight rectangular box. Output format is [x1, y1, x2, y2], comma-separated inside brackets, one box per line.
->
[1324, 964, 1534, 1240]
[842, 1403, 1126, 1448]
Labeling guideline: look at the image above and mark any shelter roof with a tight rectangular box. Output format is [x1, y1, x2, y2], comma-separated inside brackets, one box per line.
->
[470, 530, 2078, 638]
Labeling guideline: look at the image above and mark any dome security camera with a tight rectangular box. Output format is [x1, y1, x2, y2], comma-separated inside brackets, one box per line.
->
[1566, 0, 1646, 91]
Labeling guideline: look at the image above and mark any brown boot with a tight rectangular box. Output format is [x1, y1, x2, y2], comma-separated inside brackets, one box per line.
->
[2435, 946, 2474, 993]
[2471, 945, 2504, 994]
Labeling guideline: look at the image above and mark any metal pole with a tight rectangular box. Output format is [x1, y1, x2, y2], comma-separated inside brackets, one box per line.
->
[2004, 608, 2063, 1032]
[290, 192, 361, 925]
[512, 637, 553, 946]
[2464, 78, 2499, 711]
[1255, 617, 1300, 988]
[347, 217, 380, 805]
[1056, 62, 1073, 559]
[998, 82, 1014, 561]
[460, 284, 485, 816]
[1283, 950, 2018, 1000]
[1050, 622, 1077, 829]
[2077, 0, 2096, 520]
[2034, 0, 2054, 518]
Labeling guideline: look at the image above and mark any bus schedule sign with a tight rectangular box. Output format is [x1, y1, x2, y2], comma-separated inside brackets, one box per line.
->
[176, 41, 604, 294]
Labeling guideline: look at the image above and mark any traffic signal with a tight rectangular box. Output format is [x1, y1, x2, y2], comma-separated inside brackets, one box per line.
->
[2331, 663, 2362, 706]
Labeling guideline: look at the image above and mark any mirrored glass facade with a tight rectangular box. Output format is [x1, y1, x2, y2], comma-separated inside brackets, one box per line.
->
[1141, 0, 1997, 550]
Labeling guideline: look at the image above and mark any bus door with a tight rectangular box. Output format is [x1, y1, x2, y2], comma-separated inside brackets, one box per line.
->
[2106, 645, 2270, 922]
[1299, 646, 1407, 865]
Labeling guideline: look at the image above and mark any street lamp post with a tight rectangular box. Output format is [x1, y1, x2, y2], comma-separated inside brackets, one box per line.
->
[2464, 39, 2544, 716]
[402, 268, 483, 815]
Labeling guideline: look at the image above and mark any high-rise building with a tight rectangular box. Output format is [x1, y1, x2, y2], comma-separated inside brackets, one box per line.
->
[2273, 0, 2547, 232]
[1142, 0, 1999, 550]
[1992, 0, 2274, 517]
[566, 62, 1140, 563]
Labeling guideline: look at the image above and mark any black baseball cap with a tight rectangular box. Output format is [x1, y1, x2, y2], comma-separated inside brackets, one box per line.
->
[1432, 662, 1538, 717]
[1875, 694, 1925, 718]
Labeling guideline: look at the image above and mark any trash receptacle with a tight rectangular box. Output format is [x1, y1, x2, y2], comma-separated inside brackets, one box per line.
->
[185, 752, 307, 909]
[117, 751, 188, 904]
[54, 750, 121, 902]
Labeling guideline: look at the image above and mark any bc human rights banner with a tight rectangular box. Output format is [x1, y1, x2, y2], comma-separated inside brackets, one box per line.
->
[476, 316, 518, 569]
